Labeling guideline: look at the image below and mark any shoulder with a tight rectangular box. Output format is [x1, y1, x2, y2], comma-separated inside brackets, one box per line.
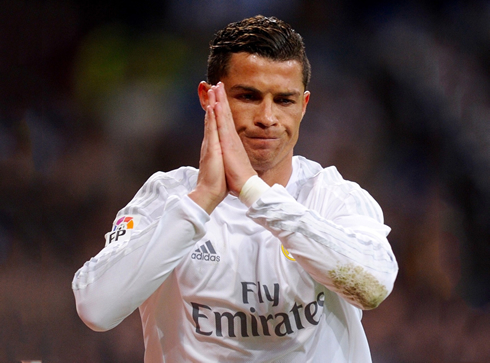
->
[118, 166, 199, 217]
[294, 155, 361, 193]
[293, 156, 347, 192]
[143, 166, 199, 194]
[295, 157, 384, 222]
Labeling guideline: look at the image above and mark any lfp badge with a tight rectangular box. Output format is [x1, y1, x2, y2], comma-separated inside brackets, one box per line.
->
[105, 215, 140, 246]
[113, 216, 136, 231]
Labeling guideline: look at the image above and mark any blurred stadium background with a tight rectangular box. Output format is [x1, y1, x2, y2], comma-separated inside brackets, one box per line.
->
[1, 0, 489, 361]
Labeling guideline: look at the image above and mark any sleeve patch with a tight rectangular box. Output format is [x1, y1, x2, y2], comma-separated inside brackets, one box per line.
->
[105, 215, 141, 246]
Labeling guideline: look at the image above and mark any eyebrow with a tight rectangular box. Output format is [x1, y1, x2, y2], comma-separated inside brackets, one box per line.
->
[229, 84, 302, 98]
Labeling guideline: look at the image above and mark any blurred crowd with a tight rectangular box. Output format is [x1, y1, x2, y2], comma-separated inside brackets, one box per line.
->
[1, 0, 489, 362]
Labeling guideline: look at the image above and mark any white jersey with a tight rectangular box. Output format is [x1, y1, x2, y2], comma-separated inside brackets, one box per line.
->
[73, 156, 398, 362]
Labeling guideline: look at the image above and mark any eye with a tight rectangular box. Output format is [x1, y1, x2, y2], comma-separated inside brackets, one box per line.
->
[237, 93, 259, 102]
[276, 98, 295, 105]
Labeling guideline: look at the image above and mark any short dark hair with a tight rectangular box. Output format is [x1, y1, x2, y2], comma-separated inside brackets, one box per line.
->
[207, 15, 311, 89]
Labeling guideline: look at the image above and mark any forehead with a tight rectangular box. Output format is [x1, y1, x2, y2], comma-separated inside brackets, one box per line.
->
[224, 53, 304, 92]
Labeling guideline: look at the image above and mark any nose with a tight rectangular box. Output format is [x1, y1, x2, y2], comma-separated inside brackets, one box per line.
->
[255, 97, 277, 127]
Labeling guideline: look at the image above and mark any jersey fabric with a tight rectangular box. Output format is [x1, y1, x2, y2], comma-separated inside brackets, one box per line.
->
[73, 156, 398, 362]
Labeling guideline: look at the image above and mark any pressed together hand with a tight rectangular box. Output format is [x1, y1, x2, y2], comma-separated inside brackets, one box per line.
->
[189, 82, 257, 214]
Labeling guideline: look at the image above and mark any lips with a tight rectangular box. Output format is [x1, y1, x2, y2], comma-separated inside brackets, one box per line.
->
[240, 130, 284, 151]
[244, 136, 281, 151]
[250, 137, 278, 140]
[246, 136, 280, 144]
[245, 133, 280, 140]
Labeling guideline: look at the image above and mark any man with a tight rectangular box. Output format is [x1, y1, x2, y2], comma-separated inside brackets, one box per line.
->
[73, 15, 398, 362]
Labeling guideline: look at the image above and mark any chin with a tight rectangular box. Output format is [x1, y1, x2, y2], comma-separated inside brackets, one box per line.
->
[249, 159, 271, 172]
[250, 156, 281, 174]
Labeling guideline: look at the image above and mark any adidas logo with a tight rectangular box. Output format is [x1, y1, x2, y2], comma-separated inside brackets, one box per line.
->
[191, 241, 220, 262]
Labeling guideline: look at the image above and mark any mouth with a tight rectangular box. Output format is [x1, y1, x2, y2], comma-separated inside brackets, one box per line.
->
[246, 134, 280, 140]
[250, 137, 277, 141]
[247, 136, 279, 143]
[244, 136, 280, 150]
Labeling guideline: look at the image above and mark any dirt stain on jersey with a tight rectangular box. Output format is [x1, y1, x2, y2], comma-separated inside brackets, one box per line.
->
[328, 264, 387, 309]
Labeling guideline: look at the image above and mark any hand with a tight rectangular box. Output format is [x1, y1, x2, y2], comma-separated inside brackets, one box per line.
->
[188, 87, 227, 214]
[213, 82, 257, 196]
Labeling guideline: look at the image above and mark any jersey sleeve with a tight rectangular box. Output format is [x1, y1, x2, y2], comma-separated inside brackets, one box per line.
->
[72, 169, 209, 331]
[246, 170, 398, 310]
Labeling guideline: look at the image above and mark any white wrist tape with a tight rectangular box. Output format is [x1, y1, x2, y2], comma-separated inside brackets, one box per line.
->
[238, 175, 270, 207]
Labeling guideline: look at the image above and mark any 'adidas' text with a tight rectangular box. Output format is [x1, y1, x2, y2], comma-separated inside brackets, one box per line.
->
[191, 241, 220, 262]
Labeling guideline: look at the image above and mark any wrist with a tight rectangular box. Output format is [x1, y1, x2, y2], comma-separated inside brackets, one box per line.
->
[188, 188, 223, 215]
[238, 175, 270, 207]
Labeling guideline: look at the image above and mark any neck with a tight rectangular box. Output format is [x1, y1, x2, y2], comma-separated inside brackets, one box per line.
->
[256, 160, 293, 188]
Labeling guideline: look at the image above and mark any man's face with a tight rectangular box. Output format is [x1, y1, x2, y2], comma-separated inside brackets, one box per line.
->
[221, 52, 310, 174]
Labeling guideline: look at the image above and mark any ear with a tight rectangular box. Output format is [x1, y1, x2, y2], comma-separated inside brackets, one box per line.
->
[198, 81, 212, 110]
[301, 91, 310, 118]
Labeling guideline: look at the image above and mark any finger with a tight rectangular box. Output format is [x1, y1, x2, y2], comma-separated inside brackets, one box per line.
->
[205, 87, 219, 137]
[202, 106, 215, 152]
[212, 84, 256, 195]
[213, 87, 236, 143]
[208, 86, 216, 108]
[214, 82, 234, 127]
